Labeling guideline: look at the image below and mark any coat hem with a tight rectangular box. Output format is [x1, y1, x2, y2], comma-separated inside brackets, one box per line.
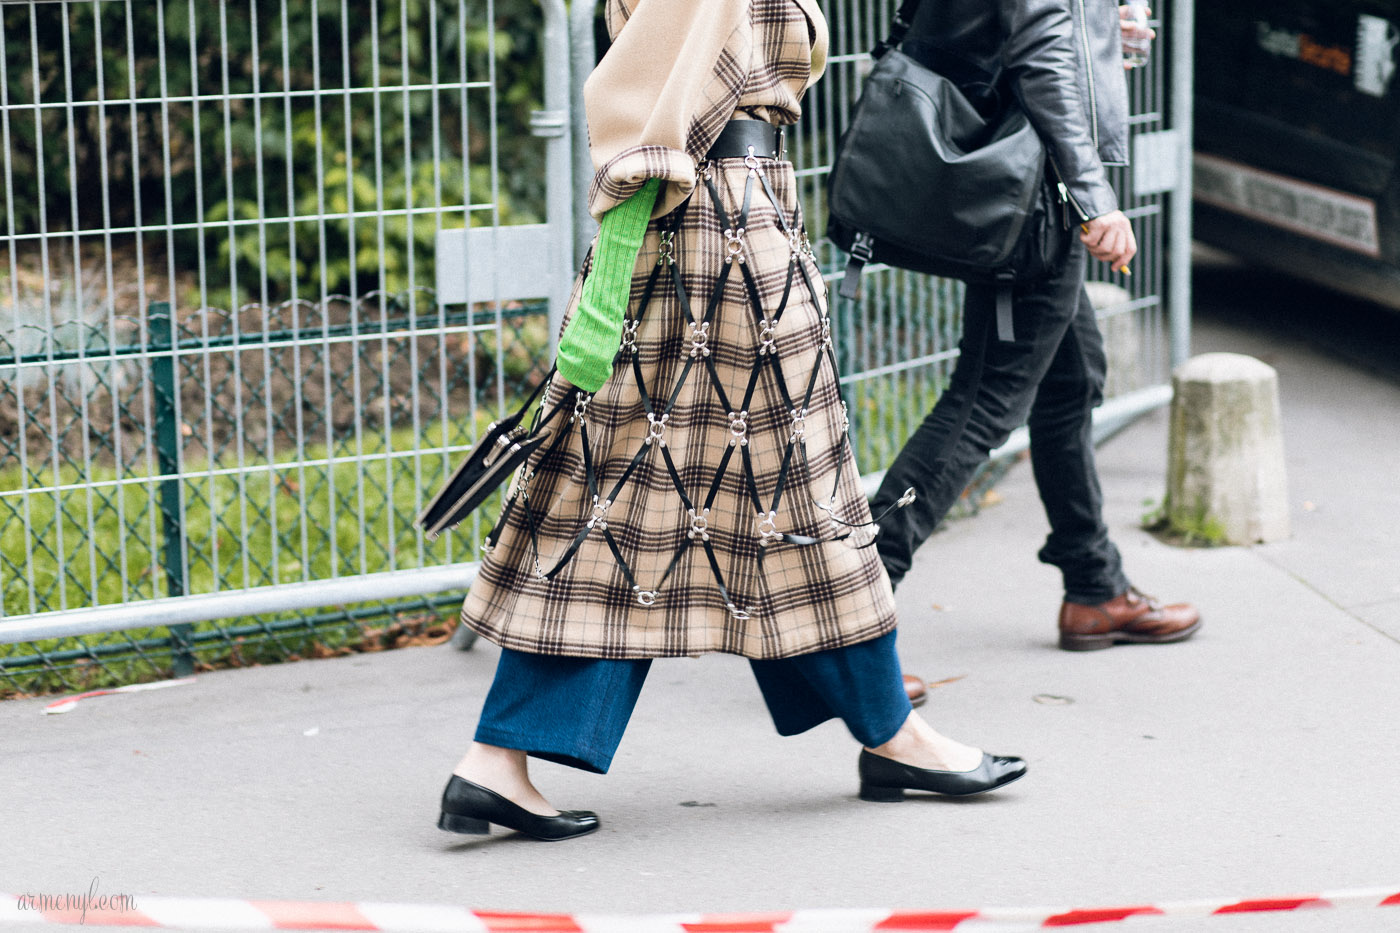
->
[458, 610, 898, 662]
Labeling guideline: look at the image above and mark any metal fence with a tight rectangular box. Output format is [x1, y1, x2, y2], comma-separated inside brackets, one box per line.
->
[0, 0, 1192, 696]
[806, 1, 1192, 488]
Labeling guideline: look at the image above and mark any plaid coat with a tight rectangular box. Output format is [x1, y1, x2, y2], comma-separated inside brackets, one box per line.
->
[460, 0, 898, 660]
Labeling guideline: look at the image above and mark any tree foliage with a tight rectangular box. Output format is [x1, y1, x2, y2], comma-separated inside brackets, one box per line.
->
[2, 0, 546, 303]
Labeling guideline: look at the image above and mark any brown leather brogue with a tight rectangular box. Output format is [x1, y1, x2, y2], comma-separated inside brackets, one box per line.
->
[1058, 587, 1201, 651]
[903, 673, 928, 708]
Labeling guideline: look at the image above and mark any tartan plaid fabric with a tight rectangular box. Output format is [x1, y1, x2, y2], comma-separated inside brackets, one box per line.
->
[587, 0, 827, 219]
[461, 156, 898, 660]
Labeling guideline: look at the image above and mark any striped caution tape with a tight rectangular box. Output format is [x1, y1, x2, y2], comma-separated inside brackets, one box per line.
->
[2, 888, 1398, 931]
[41, 676, 197, 715]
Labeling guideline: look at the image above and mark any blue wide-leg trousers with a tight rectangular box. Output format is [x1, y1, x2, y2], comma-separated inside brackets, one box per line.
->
[473, 630, 913, 773]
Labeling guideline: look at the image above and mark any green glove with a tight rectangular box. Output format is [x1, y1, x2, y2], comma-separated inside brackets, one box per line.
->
[557, 178, 661, 393]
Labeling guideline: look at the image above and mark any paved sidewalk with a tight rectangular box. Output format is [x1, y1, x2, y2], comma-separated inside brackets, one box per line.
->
[3, 306, 1399, 931]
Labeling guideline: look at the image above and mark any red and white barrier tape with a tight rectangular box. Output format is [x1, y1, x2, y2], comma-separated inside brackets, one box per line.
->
[41, 676, 196, 715]
[2, 888, 1397, 931]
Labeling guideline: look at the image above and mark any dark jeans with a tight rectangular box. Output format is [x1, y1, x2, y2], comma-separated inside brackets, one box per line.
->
[871, 242, 1130, 604]
[474, 630, 912, 774]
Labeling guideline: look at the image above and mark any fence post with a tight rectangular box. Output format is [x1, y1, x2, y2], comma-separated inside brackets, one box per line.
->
[537, 0, 576, 352]
[147, 302, 193, 676]
[1169, 0, 1195, 368]
[570, 0, 599, 269]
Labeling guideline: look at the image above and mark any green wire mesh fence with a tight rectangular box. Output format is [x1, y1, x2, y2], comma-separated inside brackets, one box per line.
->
[1, 0, 1185, 697]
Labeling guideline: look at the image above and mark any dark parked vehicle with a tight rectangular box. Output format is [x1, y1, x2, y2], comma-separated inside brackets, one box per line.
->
[1194, 1, 1400, 308]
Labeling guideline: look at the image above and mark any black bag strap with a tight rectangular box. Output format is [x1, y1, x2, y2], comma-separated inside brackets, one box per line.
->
[995, 274, 1016, 342]
[873, 0, 925, 59]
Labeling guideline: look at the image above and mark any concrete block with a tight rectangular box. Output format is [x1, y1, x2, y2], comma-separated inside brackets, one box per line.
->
[1084, 281, 1144, 397]
[1167, 352, 1290, 544]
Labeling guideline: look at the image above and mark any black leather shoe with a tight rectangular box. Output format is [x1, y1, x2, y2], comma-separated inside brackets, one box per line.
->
[438, 775, 599, 841]
[857, 749, 1027, 800]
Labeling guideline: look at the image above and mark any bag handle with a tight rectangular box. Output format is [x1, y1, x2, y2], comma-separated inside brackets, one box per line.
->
[872, 0, 925, 59]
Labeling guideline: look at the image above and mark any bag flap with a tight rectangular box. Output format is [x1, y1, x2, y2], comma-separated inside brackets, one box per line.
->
[827, 50, 1045, 267]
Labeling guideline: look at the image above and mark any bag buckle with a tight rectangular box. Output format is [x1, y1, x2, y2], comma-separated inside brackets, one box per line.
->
[838, 232, 875, 301]
[849, 233, 874, 264]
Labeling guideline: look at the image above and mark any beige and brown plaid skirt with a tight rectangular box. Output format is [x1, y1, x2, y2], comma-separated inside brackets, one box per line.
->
[460, 155, 897, 659]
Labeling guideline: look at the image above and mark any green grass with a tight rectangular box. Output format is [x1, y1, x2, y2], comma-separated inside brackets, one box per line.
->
[0, 406, 517, 697]
[2, 412, 508, 613]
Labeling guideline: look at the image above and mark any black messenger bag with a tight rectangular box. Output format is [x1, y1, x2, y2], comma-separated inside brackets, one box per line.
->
[825, 0, 1072, 340]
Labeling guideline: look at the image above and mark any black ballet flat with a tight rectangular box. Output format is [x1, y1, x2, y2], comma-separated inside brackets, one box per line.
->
[438, 775, 599, 841]
[857, 749, 1027, 800]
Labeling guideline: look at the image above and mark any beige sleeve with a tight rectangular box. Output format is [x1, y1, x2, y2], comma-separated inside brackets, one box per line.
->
[792, 0, 829, 87]
[583, 0, 749, 221]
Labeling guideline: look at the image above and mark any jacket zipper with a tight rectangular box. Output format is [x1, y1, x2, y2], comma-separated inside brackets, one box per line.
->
[1048, 156, 1090, 225]
[1075, 0, 1100, 151]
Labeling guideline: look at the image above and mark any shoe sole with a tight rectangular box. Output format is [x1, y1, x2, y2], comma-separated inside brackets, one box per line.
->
[1058, 618, 1203, 652]
[437, 810, 600, 842]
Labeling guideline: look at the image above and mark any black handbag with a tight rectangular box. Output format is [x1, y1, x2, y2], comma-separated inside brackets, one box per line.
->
[418, 368, 575, 539]
[825, 0, 1072, 339]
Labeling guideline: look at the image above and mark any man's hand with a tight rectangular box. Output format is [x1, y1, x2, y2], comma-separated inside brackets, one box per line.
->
[1079, 210, 1137, 271]
[1119, 4, 1156, 69]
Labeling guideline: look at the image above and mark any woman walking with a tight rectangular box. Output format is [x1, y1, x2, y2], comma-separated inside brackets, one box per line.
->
[438, 0, 1026, 841]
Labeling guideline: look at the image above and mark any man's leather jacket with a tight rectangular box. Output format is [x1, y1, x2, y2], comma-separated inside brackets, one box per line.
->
[905, 0, 1129, 221]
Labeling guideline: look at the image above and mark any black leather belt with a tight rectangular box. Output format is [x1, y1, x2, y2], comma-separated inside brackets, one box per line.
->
[705, 120, 785, 161]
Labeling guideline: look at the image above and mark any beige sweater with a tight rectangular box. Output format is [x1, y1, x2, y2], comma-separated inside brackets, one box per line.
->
[583, 0, 828, 221]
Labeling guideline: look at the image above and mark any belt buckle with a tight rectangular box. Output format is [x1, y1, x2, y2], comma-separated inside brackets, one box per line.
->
[776, 126, 786, 161]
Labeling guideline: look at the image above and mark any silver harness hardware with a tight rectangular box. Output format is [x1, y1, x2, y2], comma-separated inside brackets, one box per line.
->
[571, 393, 591, 425]
[687, 507, 711, 542]
[723, 226, 748, 264]
[728, 410, 750, 447]
[688, 320, 711, 359]
[644, 411, 670, 447]
[757, 510, 782, 546]
[788, 407, 808, 444]
[587, 496, 612, 531]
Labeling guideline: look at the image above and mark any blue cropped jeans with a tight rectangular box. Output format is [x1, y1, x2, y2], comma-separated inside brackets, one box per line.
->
[473, 629, 912, 773]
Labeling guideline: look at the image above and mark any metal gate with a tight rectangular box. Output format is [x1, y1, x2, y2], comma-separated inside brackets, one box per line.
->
[0, 0, 1193, 696]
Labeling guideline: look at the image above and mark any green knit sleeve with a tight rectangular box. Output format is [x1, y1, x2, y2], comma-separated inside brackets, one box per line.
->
[557, 178, 661, 394]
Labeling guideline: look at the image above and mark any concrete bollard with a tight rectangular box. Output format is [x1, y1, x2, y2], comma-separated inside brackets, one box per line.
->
[1167, 352, 1290, 545]
[1083, 281, 1144, 397]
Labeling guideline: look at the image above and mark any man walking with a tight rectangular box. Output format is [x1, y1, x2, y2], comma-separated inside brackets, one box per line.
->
[874, 0, 1201, 655]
